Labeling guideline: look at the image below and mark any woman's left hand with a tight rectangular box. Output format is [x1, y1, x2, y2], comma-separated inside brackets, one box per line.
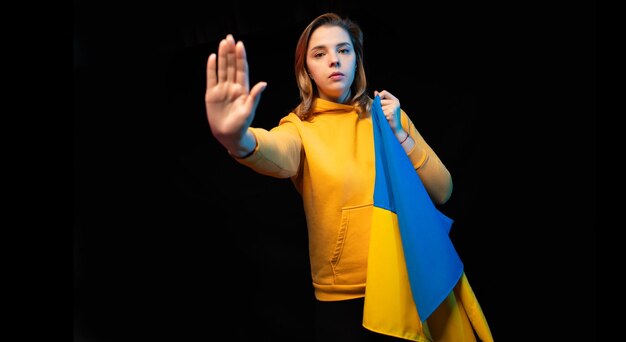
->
[375, 90, 402, 134]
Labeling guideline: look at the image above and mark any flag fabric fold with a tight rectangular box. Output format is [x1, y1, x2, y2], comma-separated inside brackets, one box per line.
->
[363, 95, 468, 341]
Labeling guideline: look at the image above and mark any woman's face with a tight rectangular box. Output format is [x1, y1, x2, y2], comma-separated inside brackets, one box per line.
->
[306, 25, 356, 103]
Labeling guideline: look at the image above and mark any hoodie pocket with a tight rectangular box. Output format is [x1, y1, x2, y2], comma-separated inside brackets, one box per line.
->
[330, 204, 373, 284]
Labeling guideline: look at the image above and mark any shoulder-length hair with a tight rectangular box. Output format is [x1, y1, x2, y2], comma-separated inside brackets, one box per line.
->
[293, 13, 371, 120]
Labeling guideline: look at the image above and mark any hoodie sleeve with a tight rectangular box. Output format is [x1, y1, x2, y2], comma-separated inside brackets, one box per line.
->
[231, 117, 302, 179]
[402, 111, 453, 205]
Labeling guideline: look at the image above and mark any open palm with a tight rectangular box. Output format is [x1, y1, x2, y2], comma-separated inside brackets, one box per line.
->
[205, 34, 266, 150]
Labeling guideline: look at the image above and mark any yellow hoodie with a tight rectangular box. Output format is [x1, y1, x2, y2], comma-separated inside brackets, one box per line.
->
[233, 98, 453, 302]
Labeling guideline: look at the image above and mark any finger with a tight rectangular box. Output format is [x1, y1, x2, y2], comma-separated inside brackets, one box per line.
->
[226, 34, 236, 83]
[245, 82, 268, 112]
[378, 90, 398, 101]
[374, 90, 379, 97]
[380, 101, 396, 110]
[236, 40, 249, 92]
[206, 53, 217, 89]
[217, 38, 227, 83]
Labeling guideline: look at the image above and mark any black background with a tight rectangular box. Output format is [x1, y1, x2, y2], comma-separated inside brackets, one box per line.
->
[74, 1, 596, 340]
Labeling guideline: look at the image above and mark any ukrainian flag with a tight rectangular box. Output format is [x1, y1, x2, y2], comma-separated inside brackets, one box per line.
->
[363, 96, 493, 341]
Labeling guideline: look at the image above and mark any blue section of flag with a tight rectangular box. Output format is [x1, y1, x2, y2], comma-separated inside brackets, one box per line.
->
[371, 95, 463, 321]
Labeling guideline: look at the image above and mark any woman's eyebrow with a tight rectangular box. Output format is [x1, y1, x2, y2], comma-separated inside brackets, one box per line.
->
[309, 42, 352, 51]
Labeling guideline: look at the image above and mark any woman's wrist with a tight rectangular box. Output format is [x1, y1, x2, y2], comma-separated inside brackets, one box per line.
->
[396, 130, 409, 144]
[228, 130, 257, 159]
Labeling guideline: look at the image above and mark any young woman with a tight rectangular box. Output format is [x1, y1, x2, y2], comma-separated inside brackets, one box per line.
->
[205, 12, 492, 342]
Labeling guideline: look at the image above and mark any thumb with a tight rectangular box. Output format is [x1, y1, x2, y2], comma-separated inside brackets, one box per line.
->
[374, 90, 379, 97]
[246, 81, 267, 111]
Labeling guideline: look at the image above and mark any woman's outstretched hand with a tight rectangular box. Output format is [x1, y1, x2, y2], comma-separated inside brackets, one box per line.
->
[205, 34, 267, 155]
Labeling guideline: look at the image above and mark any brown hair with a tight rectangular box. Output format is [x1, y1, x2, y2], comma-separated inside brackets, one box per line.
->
[293, 13, 371, 120]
